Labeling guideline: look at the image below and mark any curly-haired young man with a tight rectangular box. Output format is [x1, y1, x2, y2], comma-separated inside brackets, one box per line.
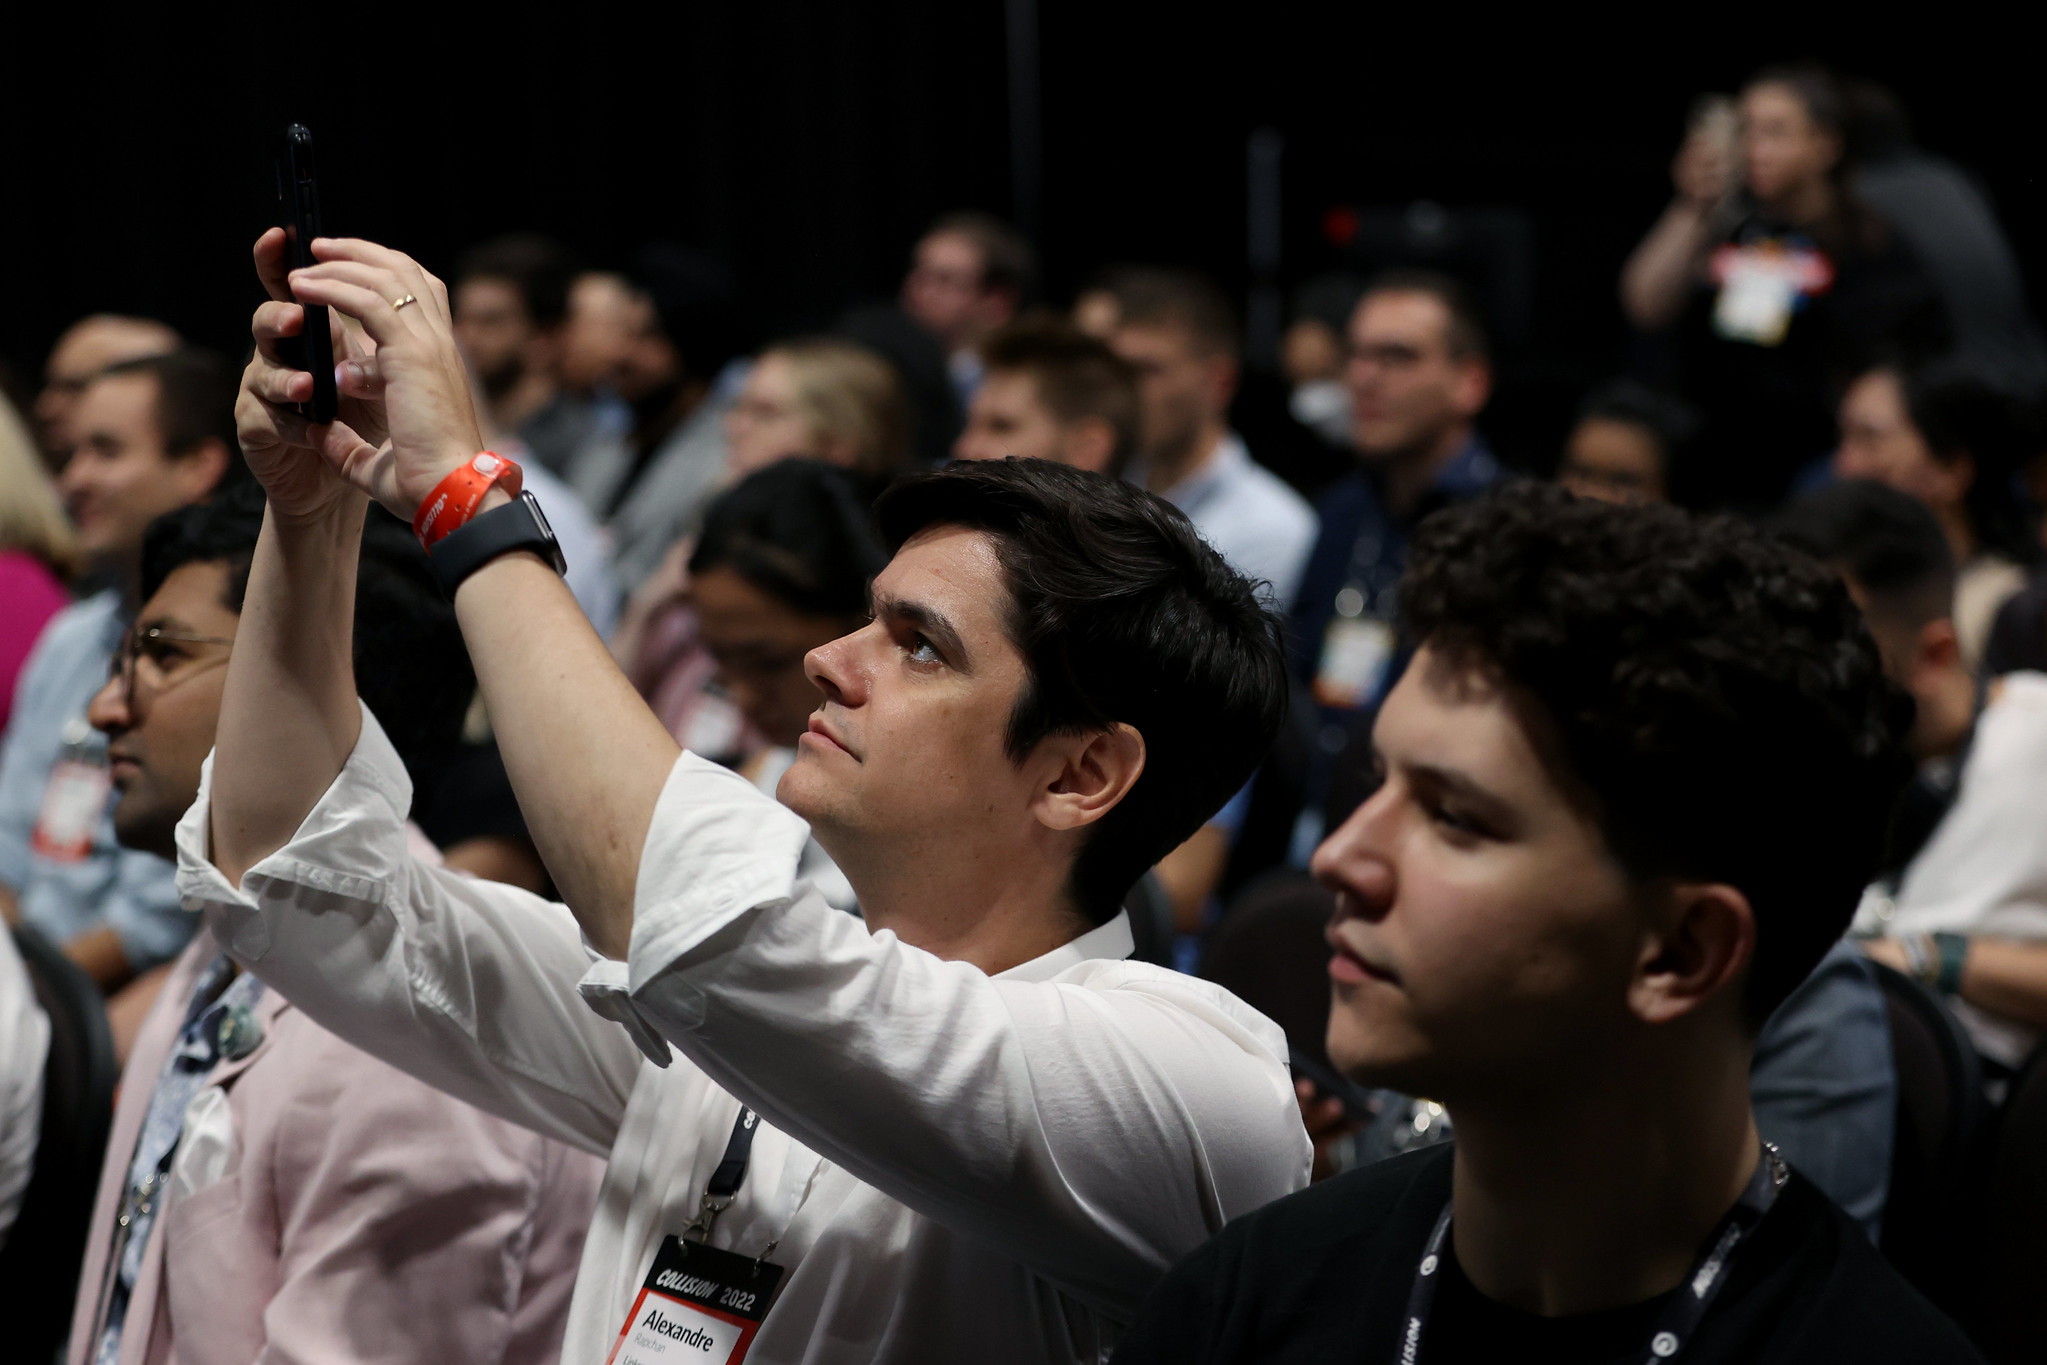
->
[1114, 483, 1984, 1363]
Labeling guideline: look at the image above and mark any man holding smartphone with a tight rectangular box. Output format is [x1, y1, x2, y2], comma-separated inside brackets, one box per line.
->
[183, 230, 1308, 1362]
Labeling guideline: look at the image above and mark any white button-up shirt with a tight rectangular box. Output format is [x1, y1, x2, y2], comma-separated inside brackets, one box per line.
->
[174, 706, 1309, 1363]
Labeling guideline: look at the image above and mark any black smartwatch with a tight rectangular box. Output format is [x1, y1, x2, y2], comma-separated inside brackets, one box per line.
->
[427, 490, 568, 597]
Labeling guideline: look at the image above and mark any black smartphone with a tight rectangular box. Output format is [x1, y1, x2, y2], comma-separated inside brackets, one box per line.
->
[276, 123, 338, 423]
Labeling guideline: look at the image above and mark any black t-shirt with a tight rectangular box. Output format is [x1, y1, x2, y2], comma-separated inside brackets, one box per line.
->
[1111, 1145, 1983, 1365]
[1670, 211, 1944, 512]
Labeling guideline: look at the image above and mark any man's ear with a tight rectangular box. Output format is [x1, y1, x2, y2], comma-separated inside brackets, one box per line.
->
[174, 439, 233, 501]
[1206, 354, 1241, 413]
[1914, 616, 1962, 678]
[1628, 882, 1754, 1026]
[1031, 723, 1146, 833]
[1453, 357, 1493, 420]
[1060, 416, 1119, 476]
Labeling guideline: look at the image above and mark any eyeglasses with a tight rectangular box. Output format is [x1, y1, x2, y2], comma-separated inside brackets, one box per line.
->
[108, 626, 235, 708]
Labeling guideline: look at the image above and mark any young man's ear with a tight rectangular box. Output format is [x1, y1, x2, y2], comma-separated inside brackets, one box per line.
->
[173, 438, 233, 501]
[1628, 882, 1755, 1026]
[1032, 723, 1145, 833]
[1060, 417, 1120, 477]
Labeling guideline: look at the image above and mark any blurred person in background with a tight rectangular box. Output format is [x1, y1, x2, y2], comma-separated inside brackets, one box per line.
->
[1779, 480, 2047, 1078]
[953, 316, 1141, 475]
[565, 244, 752, 594]
[1071, 264, 1137, 340]
[1281, 276, 1366, 449]
[451, 233, 588, 474]
[1556, 378, 1698, 506]
[677, 458, 890, 911]
[724, 336, 912, 483]
[1622, 66, 1945, 511]
[70, 484, 600, 1365]
[0, 351, 248, 993]
[614, 340, 907, 765]
[1109, 267, 1315, 609]
[33, 315, 180, 467]
[0, 392, 75, 728]
[1293, 270, 1496, 730]
[1834, 357, 2035, 670]
[1850, 80, 2047, 390]
[901, 210, 1034, 405]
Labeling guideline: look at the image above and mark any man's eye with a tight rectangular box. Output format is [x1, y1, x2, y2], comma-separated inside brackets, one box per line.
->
[907, 636, 941, 664]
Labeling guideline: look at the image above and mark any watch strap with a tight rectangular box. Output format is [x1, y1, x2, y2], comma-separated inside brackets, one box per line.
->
[426, 490, 567, 597]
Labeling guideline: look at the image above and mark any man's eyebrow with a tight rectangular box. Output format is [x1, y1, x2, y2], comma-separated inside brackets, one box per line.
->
[871, 591, 971, 669]
[1404, 760, 1519, 821]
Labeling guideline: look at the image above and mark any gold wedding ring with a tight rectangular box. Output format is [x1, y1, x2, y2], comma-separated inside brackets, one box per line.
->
[391, 293, 419, 311]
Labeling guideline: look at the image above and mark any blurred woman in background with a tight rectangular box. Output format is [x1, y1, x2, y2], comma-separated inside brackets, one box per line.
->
[0, 392, 75, 728]
[613, 459, 886, 911]
[1622, 64, 1944, 512]
[1835, 358, 2037, 669]
[723, 337, 912, 481]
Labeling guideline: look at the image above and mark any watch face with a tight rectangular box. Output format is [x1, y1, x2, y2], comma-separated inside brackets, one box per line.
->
[519, 491, 569, 575]
[523, 490, 555, 538]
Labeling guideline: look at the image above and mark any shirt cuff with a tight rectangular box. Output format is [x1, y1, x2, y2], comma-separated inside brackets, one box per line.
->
[573, 749, 810, 1061]
[174, 701, 414, 963]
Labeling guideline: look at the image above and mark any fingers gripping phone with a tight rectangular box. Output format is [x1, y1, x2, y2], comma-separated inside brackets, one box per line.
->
[276, 124, 338, 423]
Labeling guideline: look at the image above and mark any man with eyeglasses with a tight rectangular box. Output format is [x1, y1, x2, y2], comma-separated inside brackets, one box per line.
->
[0, 349, 250, 996]
[67, 481, 601, 1365]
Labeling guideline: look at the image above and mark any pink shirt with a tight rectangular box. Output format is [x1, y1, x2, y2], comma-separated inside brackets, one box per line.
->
[68, 927, 603, 1365]
[0, 550, 69, 730]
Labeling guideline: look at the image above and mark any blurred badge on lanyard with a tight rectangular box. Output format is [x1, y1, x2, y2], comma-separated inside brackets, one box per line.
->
[1710, 238, 1834, 347]
[32, 717, 110, 863]
[1315, 579, 1396, 711]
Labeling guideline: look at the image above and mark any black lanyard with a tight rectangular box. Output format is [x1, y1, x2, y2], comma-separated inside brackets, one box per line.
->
[684, 1106, 760, 1243]
[1398, 1142, 1787, 1364]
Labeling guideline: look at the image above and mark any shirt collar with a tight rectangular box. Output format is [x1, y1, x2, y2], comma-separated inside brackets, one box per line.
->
[1434, 434, 1499, 496]
[995, 911, 1137, 983]
[1145, 431, 1248, 514]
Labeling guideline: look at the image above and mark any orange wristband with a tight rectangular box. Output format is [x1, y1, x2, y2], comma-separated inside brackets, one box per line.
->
[414, 452, 523, 548]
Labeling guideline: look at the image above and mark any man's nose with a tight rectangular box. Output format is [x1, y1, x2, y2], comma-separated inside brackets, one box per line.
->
[1310, 790, 1398, 919]
[803, 628, 868, 710]
[87, 671, 132, 737]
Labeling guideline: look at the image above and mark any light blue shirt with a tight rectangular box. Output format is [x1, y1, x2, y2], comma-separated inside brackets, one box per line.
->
[520, 460, 622, 641]
[0, 590, 188, 968]
[1149, 433, 1317, 610]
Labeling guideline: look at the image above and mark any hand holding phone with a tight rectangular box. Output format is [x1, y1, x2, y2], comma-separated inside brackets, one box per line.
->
[276, 124, 338, 424]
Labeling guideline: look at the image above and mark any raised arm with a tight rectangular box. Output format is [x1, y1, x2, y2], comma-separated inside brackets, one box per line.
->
[1619, 120, 1737, 331]
[221, 233, 683, 957]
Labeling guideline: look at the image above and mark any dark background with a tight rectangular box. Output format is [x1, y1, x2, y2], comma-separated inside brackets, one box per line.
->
[4, 6, 2039, 468]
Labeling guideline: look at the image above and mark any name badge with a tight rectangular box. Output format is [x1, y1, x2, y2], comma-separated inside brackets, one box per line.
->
[607, 1236, 784, 1365]
[1313, 616, 1395, 711]
[31, 759, 111, 863]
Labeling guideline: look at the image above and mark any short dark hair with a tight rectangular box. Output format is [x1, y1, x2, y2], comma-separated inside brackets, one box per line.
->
[928, 211, 1037, 301]
[1360, 267, 1490, 363]
[1576, 379, 1699, 463]
[454, 233, 581, 331]
[690, 458, 888, 619]
[628, 242, 751, 382]
[979, 316, 1142, 471]
[875, 458, 1287, 922]
[139, 482, 474, 810]
[1771, 478, 1957, 640]
[1888, 358, 2038, 564]
[99, 349, 250, 494]
[1400, 481, 1909, 1025]
[1108, 267, 1241, 360]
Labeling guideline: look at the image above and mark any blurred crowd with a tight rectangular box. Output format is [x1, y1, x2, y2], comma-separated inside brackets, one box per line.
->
[2, 58, 2045, 1363]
